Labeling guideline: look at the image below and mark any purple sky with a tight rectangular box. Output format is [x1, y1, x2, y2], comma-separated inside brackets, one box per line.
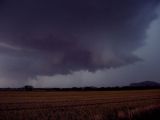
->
[0, 0, 160, 87]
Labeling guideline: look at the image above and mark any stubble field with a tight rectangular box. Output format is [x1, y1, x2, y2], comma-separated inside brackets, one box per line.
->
[0, 89, 160, 120]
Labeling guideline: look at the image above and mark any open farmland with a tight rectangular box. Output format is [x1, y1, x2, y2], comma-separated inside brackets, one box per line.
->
[0, 89, 160, 120]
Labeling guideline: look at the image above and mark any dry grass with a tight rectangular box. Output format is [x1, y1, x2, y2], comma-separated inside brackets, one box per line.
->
[0, 89, 160, 120]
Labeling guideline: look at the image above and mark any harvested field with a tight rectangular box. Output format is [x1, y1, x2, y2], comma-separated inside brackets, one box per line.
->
[0, 89, 160, 120]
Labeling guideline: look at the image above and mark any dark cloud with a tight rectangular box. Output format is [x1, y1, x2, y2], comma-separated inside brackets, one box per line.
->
[0, 0, 159, 81]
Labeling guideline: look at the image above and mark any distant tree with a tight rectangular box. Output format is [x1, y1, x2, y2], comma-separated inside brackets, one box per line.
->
[24, 85, 33, 91]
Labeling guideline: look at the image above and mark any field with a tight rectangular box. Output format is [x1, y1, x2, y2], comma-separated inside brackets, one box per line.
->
[0, 89, 160, 120]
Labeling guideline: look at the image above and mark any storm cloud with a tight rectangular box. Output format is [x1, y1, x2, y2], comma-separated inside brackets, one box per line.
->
[0, 0, 159, 82]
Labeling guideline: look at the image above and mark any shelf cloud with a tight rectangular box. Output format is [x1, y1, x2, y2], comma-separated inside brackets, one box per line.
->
[0, 0, 159, 84]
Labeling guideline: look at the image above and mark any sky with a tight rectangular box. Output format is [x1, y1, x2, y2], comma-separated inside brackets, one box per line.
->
[0, 0, 160, 88]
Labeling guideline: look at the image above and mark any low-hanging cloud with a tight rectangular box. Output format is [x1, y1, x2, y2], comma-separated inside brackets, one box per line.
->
[0, 0, 159, 81]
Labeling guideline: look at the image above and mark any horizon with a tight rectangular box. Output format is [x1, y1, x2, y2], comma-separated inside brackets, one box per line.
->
[0, 80, 160, 89]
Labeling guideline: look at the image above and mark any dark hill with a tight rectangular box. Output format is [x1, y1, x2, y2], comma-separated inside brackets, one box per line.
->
[130, 81, 160, 87]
